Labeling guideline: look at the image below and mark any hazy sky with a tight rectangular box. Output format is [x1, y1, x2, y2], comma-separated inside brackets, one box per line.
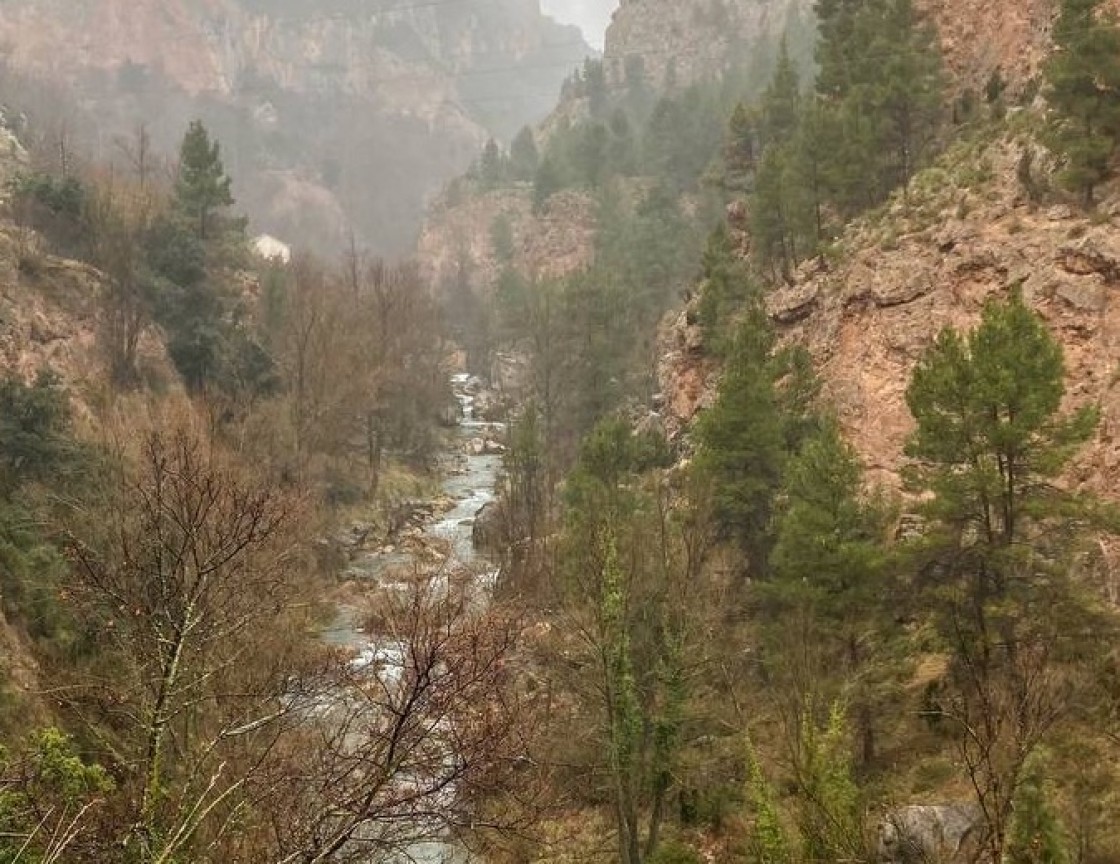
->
[540, 0, 618, 50]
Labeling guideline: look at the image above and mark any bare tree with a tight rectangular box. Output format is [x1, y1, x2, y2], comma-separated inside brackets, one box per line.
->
[274, 255, 445, 494]
[265, 575, 544, 863]
[60, 417, 315, 863]
[85, 167, 160, 386]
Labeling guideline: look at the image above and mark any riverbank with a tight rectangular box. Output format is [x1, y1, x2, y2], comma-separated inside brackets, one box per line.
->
[323, 371, 506, 643]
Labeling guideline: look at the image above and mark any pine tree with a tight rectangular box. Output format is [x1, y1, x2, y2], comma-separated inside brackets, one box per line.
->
[752, 146, 798, 275]
[872, 0, 945, 188]
[509, 126, 540, 181]
[174, 120, 234, 241]
[1044, 0, 1120, 205]
[533, 156, 564, 212]
[769, 421, 894, 765]
[903, 288, 1104, 863]
[723, 102, 757, 189]
[759, 38, 801, 150]
[1006, 751, 1070, 864]
[479, 138, 507, 188]
[904, 287, 1097, 546]
[814, 0, 864, 101]
[694, 304, 786, 577]
[812, 0, 944, 215]
[697, 222, 755, 346]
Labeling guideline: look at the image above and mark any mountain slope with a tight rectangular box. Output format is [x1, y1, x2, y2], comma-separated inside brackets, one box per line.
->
[0, 0, 591, 254]
[418, 0, 813, 300]
[657, 133, 1120, 513]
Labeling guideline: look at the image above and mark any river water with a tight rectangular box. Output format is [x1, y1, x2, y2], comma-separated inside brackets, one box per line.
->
[320, 373, 505, 863]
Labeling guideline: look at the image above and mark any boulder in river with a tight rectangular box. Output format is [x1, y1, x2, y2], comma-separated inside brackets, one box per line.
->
[472, 500, 505, 552]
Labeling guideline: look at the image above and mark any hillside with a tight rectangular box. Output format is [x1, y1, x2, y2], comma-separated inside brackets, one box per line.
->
[602, 0, 815, 91]
[657, 132, 1120, 504]
[0, 0, 591, 254]
[418, 0, 814, 327]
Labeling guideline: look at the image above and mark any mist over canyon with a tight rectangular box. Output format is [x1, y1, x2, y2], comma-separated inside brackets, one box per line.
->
[0, 0, 594, 254]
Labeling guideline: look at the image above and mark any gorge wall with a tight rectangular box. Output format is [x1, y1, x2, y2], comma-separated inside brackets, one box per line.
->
[0, 0, 592, 254]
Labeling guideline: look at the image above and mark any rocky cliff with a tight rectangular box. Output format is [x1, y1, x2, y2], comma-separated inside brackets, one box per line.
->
[601, 0, 813, 92]
[0, 0, 591, 254]
[417, 185, 598, 296]
[659, 132, 1120, 507]
[921, 0, 1120, 96]
[771, 138, 1120, 497]
[418, 0, 809, 312]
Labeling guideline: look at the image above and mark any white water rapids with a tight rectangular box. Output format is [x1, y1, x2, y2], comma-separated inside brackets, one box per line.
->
[319, 373, 505, 863]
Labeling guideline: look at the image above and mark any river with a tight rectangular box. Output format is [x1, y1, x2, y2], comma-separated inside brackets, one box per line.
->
[319, 372, 505, 863]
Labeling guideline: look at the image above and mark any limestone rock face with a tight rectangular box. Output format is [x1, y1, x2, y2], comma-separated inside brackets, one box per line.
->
[761, 141, 1120, 498]
[0, 0, 591, 254]
[603, 0, 814, 93]
[654, 134, 1120, 526]
[417, 186, 598, 300]
[921, 0, 1120, 97]
[878, 804, 983, 864]
[650, 138, 1120, 528]
[656, 300, 715, 443]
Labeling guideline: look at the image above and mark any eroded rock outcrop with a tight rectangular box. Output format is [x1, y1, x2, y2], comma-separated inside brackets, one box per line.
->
[657, 136, 1120, 502]
[878, 804, 983, 864]
[601, 0, 814, 93]
[769, 140, 1120, 495]
[417, 187, 598, 298]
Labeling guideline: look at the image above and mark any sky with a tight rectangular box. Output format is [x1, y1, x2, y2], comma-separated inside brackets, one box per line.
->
[540, 0, 618, 50]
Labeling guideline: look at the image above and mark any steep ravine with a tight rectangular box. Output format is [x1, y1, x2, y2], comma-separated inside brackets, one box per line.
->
[0, 0, 592, 255]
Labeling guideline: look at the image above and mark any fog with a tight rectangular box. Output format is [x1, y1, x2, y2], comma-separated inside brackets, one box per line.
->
[540, 0, 618, 49]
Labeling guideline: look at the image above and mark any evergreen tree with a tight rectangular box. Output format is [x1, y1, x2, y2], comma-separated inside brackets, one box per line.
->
[813, 0, 944, 214]
[759, 38, 801, 150]
[0, 372, 78, 496]
[752, 146, 798, 276]
[174, 120, 235, 241]
[533, 156, 564, 212]
[723, 102, 757, 190]
[584, 58, 608, 118]
[814, 0, 864, 101]
[769, 421, 895, 765]
[904, 288, 1097, 546]
[479, 138, 507, 188]
[697, 223, 754, 348]
[694, 304, 786, 577]
[1006, 751, 1070, 864]
[574, 122, 610, 187]
[509, 126, 540, 181]
[904, 288, 1104, 863]
[1044, 0, 1120, 204]
[873, 0, 945, 188]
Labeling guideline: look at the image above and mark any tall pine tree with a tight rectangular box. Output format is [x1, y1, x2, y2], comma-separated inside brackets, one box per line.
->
[174, 120, 235, 241]
[904, 289, 1105, 863]
[1044, 0, 1120, 204]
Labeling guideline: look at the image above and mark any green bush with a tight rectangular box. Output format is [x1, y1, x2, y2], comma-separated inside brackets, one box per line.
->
[649, 839, 705, 864]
